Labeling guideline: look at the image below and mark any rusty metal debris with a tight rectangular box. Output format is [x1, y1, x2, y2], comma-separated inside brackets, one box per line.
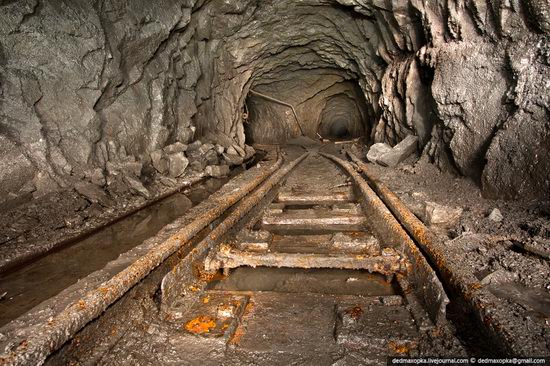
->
[512, 239, 550, 260]
[206, 244, 405, 276]
[185, 316, 217, 335]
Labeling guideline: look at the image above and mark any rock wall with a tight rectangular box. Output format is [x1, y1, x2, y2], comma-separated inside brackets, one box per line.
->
[0, 0, 549, 208]
[339, 0, 550, 200]
[0, 0, 243, 209]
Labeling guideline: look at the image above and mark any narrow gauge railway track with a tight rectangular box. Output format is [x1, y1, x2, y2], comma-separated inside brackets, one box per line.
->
[0, 145, 530, 365]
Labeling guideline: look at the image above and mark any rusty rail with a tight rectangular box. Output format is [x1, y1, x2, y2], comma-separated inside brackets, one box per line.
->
[201, 152, 308, 254]
[319, 152, 449, 326]
[0, 155, 285, 366]
[345, 151, 543, 356]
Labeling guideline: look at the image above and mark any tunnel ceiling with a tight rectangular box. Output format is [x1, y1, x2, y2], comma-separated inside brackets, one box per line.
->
[0, 0, 549, 208]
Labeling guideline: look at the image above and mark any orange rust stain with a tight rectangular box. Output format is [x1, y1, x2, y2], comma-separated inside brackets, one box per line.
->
[189, 285, 200, 292]
[98, 287, 111, 298]
[201, 270, 223, 282]
[344, 306, 363, 320]
[202, 296, 210, 304]
[239, 300, 255, 318]
[228, 325, 245, 346]
[193, 262, 221, 282]
[18, 340, 28, 350]
[185, 316, 217, 335]
[469, 282, 482, 291]
[77, 300, 87, 310]
[388, 341, 409, 355]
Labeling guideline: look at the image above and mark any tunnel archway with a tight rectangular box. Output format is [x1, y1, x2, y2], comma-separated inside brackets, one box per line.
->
[243, 73, 370, 144]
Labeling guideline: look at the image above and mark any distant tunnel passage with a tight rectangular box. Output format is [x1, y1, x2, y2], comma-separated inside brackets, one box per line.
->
[317, 94, 366, 140]
[244, 78, 369, 144]
[328, 120, 351, 139]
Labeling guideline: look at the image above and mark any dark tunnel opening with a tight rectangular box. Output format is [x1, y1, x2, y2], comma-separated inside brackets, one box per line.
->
[243, 76, 370, 144]
[328, 120, 351, 139]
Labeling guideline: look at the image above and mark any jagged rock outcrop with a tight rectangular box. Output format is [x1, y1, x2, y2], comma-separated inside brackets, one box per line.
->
[339, 0, 549, 199]
[0, 0, 549, 208]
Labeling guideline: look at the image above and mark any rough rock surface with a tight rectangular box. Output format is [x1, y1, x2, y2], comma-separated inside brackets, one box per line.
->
[424, 201, 463, 227]
[377, 135, 419, 167]
[168, 152, 189, 178]
[0, 0, 549, 211]
[366, 143, 392, 163]
[488, 208, 504, 223]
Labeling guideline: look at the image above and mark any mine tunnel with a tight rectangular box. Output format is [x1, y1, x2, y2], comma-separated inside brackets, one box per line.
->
[0, 0, 549, 364]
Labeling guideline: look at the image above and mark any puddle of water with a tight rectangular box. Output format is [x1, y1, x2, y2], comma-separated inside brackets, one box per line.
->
[0, 178, 228, 327]
[207, 267, 397, 296]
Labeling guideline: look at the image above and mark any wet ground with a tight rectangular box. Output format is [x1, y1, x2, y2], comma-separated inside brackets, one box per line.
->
[208, 267, 397, 296]
[1, 142, 548, 364]
[38, 148, 466, 365]
[0, 178, 229, 326]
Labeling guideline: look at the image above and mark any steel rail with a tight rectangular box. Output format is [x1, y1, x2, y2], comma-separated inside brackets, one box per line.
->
[202, 153, 308, 253]
[0, 154, 285, 366]
[345, 150, 542, 356]
[319, 152, 449, 326]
